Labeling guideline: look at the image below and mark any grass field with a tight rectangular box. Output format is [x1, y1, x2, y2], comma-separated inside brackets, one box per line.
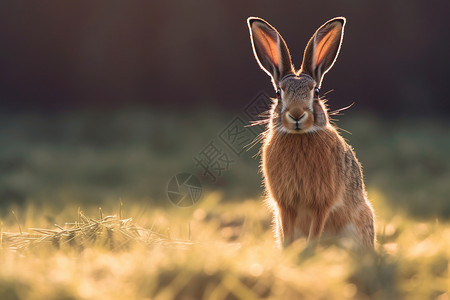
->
[1, 193, 450, 299]
[0, 109, 449, 299]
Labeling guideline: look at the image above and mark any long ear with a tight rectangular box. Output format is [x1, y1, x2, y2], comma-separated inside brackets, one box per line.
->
[248, 17, 294, 88]
[301, 17, 346, 88]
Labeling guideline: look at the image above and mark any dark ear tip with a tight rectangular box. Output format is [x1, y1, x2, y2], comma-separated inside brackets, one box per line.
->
[247, 16, 271, 29]
[331, 17, 346, 27]
[247, 17, 259, 27]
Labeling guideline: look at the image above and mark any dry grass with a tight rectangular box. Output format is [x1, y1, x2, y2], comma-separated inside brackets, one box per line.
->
[2, 210, 189, 253]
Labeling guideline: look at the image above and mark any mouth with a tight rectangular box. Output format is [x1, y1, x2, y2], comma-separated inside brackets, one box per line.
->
[281, 122, 304, 134]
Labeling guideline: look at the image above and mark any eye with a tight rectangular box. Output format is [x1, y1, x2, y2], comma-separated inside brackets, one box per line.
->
[314, 87, 320, 98]
[276, 88, 281, 99]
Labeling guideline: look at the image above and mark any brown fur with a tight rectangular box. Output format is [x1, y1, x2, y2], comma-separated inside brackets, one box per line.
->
[262, 120, 375, 248]
[248, 16, 375, 249]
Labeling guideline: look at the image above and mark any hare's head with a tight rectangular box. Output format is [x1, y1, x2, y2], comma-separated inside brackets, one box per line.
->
[248, 17, 345, 134]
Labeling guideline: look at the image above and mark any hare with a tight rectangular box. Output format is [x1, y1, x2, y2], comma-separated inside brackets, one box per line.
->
[247, 17, 375, 249]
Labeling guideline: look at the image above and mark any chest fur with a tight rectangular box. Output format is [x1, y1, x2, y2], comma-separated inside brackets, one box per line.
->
[262, 130, 343, 209]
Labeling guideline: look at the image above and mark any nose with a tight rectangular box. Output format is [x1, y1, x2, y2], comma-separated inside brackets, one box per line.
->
[287, 111, 305, 122]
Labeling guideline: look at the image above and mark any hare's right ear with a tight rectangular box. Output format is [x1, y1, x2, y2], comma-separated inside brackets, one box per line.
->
[301, 17, 346, 88]
[248, 17, 294, 88]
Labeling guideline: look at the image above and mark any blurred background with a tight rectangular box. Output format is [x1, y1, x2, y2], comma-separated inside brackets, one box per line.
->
[0, 1, 449, 218]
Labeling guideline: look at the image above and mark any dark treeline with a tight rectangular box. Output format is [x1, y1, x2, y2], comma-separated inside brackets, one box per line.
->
[0, 0, 448, 116]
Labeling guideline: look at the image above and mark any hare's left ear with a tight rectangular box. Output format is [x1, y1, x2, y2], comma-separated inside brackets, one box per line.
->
[301, 17, 346, 88]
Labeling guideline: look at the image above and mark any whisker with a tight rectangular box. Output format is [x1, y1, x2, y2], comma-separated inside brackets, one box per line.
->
[322, 89, 334, 97]
[246, 119, 270, 127]
[329, 102, 355, 116]
[337, 127, 353, 135]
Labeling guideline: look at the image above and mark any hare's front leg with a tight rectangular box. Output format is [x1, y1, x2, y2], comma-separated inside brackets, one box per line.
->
[307, 209, 331, 242]
[278, 204, 297, 247]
